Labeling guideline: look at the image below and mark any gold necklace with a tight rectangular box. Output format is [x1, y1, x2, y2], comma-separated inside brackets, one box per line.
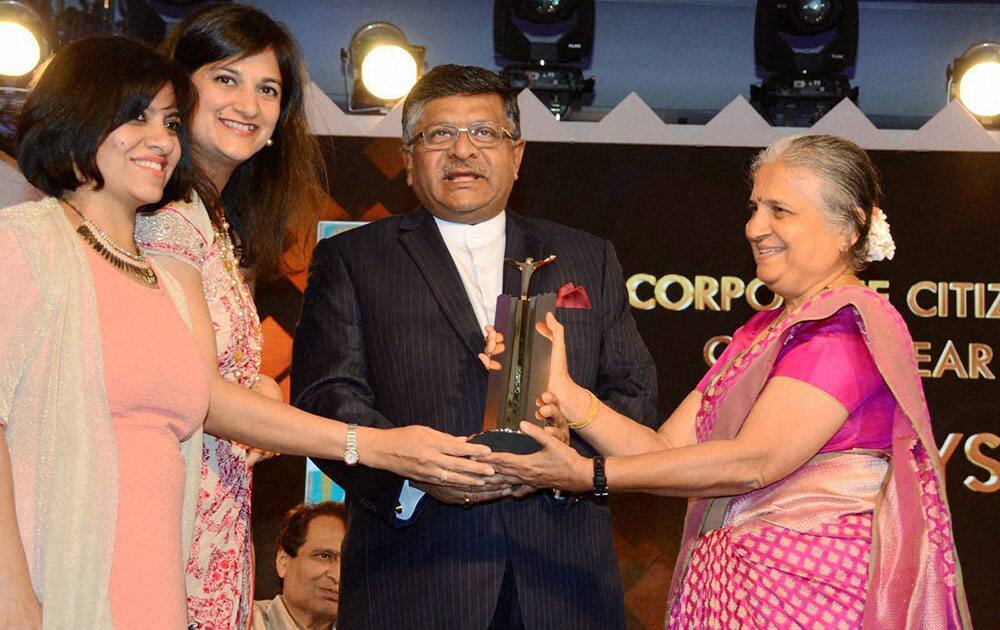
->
[216, 217, 239, 274]
[63, 199, 158, 286]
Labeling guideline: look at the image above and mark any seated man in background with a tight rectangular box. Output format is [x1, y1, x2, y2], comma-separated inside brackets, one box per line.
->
[252, 502, 345, 630]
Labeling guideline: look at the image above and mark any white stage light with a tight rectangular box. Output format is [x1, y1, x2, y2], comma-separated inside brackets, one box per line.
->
[948, 42, 1000, 126]
[0, 21, 41, 77]
[958, 61, 1000, 118]
[341, 21, 424, 113]
[360, 45, 418, 101]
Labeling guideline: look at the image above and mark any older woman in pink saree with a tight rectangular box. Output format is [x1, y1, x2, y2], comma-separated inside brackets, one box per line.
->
[483, 134, 970, 628]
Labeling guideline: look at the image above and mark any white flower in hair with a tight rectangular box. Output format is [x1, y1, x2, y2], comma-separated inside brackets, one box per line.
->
[864, 207, 895, 262]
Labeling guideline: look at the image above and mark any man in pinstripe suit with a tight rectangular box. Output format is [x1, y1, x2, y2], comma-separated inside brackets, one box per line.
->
[292, 65, 658, 629]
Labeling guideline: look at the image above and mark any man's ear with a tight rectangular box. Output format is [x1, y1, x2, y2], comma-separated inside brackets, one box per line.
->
[276, 549, 290, 579]
[400, 146, 415, 186]
[511, 139, 526, 181]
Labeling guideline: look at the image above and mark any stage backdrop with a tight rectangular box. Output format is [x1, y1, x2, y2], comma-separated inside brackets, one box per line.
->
[251, 137, 999, 628]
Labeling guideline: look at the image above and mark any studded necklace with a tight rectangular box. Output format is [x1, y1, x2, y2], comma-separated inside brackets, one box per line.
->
[63, 199, 158, 286]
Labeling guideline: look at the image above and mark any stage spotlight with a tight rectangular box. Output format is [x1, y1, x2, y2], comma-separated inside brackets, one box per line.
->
[493, 0, 596, 119]
[341, 21, 424, 113]
[0, 21, 41, 77]
[0, 1, 49, 79]
[0, 0, 51, 155]
[750, 0, 859, 127]
[361, 45, 418, 101]
[949, 42, 1000, 125]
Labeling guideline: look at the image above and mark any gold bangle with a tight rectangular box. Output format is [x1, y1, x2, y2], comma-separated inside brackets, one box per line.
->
[568, 391, 600, 430]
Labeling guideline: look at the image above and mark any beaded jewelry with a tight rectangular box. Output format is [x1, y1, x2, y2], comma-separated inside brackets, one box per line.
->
[63, 199, 157, 286]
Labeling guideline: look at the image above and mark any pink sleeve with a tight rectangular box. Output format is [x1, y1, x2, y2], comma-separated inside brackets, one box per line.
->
[134, 205, 211, 270]
[770, 308, 883, 413]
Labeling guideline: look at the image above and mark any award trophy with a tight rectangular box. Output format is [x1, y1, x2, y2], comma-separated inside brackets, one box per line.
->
[471, 255, 557, 454]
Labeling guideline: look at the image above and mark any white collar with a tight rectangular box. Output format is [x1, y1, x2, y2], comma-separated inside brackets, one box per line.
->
[434, 211, 506, 246]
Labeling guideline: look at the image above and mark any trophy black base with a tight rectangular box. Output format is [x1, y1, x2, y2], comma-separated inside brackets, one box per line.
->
[469, 429, 542, 454]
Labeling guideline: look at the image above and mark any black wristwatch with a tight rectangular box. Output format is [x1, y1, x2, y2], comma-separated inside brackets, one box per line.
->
[592, 456, 608, 497]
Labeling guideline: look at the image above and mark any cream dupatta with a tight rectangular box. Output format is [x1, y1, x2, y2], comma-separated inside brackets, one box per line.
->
[0, 198, 203, 628]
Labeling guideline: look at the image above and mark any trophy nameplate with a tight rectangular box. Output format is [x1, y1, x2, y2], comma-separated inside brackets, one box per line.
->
[471, 255, 556, 454]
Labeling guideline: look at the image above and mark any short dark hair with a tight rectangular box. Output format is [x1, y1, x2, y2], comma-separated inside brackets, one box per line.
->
[401, 64, 521, 144]
[277, 502, 346, 559]
[16, 35, 199, 209]
[164, 2, 326, 280]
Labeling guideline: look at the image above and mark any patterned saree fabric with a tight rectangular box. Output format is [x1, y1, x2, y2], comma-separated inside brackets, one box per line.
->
[666, 287, 970, 629]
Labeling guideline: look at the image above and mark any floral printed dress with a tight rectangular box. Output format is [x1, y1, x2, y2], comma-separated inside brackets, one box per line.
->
[137, 195, 263, 630]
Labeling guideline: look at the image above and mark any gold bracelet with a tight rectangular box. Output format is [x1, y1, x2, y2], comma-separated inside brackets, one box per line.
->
[568, 391, 600, 430]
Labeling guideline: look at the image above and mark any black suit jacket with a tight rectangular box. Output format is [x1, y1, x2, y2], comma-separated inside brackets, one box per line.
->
[292, 208, 658, 629]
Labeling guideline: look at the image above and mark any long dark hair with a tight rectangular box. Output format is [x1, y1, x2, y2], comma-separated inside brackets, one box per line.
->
[163, 3, 325, 279]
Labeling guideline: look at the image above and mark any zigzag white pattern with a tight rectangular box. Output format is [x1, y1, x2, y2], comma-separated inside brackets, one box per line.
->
[294, 81, 1000, 151]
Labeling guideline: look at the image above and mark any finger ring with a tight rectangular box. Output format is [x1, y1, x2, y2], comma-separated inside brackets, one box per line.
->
[439, 469, 449, 483]
[462, 493, 472, 508]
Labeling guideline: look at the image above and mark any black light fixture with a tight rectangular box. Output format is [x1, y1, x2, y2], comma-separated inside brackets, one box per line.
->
[948, 41, 1000, 127]
[493, 0, 595, 119]
[750, 0, 859, 127]
[341, 21, 425, 114]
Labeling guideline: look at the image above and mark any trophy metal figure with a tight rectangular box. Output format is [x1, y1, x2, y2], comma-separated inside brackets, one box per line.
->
[471, 255, 557, 454]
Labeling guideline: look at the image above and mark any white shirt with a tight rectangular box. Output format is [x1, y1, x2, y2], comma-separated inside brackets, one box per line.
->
[433, 211, 507, 331]
[398, 211, 508, 519]
[251, 594, 335, 629]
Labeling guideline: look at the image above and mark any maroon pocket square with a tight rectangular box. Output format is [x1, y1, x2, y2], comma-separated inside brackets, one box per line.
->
[556, 282, 592, 309]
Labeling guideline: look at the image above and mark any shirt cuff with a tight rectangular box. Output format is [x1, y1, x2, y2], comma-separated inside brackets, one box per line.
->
[397, 480, 425, 521]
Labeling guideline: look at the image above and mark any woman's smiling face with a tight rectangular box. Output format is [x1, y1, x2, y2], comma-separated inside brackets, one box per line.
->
[93, 83, 182, 210]
[188, 48, 282, 179]
[746, 160, 855, 302]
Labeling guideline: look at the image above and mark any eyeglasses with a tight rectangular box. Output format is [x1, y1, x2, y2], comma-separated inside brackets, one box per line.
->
[407, 122, 518, 150]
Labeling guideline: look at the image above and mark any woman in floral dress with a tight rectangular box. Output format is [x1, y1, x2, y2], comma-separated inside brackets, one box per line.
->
[137, 4, 326, 627]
